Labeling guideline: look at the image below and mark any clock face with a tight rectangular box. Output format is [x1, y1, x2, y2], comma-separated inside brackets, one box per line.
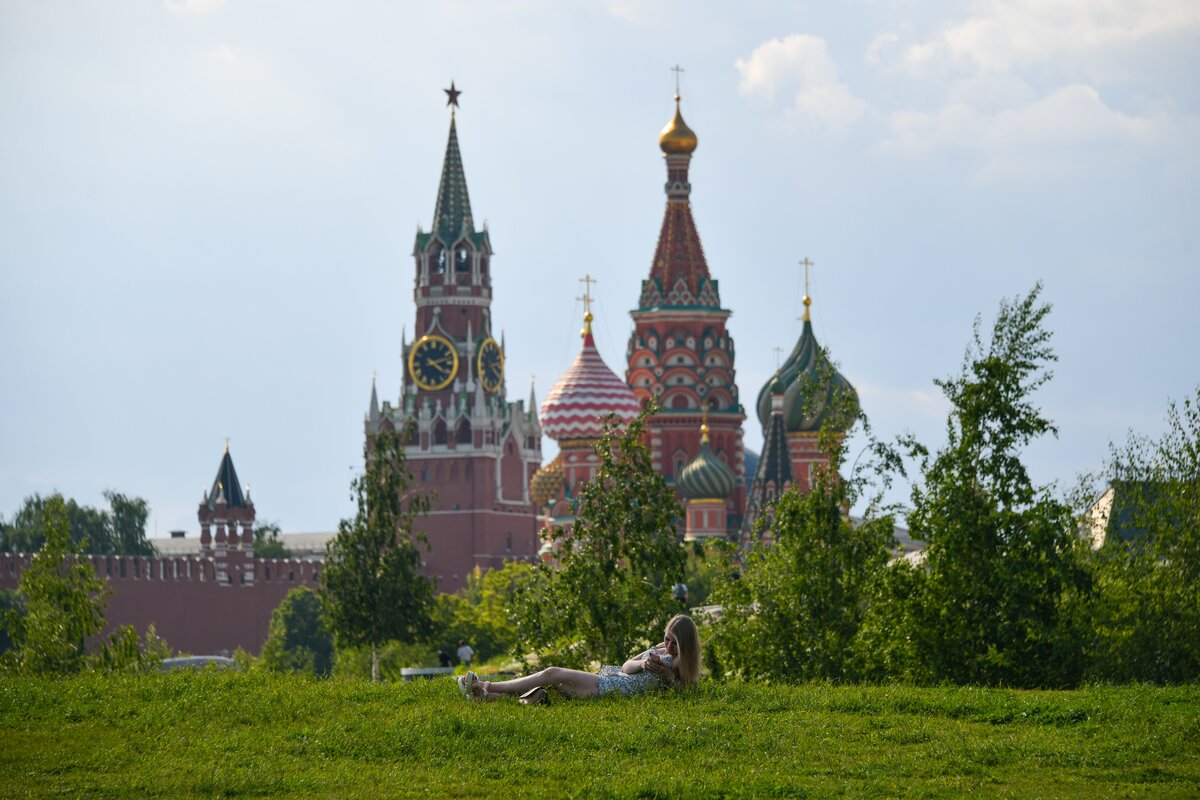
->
[408, 335, 459, 391]
[477, 337, 504, 392]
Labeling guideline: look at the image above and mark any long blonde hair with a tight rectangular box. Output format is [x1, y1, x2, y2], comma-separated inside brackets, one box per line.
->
[667, 614, 701, 688]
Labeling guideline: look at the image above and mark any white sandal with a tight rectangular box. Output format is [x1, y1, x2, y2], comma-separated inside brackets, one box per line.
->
[456, 670, 479, 699]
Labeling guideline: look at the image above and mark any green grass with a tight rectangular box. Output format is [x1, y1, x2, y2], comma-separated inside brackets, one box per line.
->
[1, 673, 1197, 798]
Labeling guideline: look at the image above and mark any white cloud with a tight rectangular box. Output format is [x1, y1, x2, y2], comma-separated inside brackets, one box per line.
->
[878, 83, 1171, 179]
[866, 32, 899, 66]
[165, 0, 226, 14]
[209, 44, 236, 64]
[735, 34, 867, 133]
[902, 0, 1200, 73]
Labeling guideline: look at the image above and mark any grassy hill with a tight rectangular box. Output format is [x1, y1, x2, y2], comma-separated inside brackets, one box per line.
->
[2, 673, 1197, 798]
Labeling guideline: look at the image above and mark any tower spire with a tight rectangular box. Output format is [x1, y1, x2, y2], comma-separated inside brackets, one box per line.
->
[431, 84, 473, 244]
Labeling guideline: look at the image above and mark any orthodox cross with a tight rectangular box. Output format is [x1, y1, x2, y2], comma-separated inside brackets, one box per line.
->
[577, 274, 596, 316]
[773, 346, 784, 369]
[671, 64, 685, 95]
[444, 81, 462, 109]
[799, 257, 814, 321]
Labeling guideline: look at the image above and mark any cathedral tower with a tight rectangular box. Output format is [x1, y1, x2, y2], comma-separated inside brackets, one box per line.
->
[742, 288, 859, 539]
[625, 89, 746, 533]
[532, 290, 641, 554]
[367, 86, 542, 592]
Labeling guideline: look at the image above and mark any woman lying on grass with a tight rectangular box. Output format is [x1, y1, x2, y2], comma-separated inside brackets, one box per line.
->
[456, 614, 701, 701]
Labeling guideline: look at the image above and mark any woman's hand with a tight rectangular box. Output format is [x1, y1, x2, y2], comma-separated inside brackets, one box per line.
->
[644, 652, 676, 685]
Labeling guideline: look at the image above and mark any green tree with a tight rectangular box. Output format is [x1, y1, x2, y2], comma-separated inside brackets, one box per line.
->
[252, 520, 292, 559]
[262, 587, 334, 677]
[1084, 386, 1200, 683]
[1, 493, 111, 554]
[0, 589, 23, 655]
[513, 404, 685, 668]
[320, 425, 435, 682]
[432, 560, 536, 664]
[707, 365, 897, 683]
[104, 491, 156, 557]
[0, 495, 109, 675]
[91, 623, 172, 673]
[0, 491, 155, 556]
[887, 285, 1088, 687]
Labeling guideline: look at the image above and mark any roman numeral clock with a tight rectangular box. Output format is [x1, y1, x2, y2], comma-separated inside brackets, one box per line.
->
[408, 334, 459, 391]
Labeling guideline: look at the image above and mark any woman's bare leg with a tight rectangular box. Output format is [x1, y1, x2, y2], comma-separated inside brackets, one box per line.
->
[482, 667, 600, 699]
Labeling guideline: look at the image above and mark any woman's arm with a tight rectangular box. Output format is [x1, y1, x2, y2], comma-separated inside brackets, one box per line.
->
[620, 656, 646, 674]
[643, 653, 679, 687]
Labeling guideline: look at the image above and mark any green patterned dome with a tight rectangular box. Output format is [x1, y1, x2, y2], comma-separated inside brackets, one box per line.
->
[677, 430, 735, 500]
[756, 319, 858, 434]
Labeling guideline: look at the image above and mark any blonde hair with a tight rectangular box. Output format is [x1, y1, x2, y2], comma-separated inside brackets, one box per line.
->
[666, 614, 701, 688]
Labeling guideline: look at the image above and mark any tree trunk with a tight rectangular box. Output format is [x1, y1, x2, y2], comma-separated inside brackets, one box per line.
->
[371, 646, 380, 682]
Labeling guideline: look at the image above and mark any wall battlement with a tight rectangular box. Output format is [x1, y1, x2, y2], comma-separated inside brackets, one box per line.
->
[0, 552, 321, 656]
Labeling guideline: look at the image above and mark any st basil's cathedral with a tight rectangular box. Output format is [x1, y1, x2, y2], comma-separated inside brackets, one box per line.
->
[369, 84, 858, 591]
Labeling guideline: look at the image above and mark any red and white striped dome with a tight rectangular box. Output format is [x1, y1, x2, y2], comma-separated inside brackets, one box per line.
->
[540, 320, 640, 441]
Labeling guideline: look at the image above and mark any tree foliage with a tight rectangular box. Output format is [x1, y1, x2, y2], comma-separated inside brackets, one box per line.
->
[262, 587, 334, 677]
[513, 404, 686, 668]
[1, 495, 109, 675]
[707, 355, 897, 683]
[874, 284, 1088, 687]
[253, 520, 292, 559]
[432, 561, 536, 664]
[1084, 386, 1200, 683]
[0, 491, 155, 556]
[90, 623, 173, 673]
[320, 425, 435, 681]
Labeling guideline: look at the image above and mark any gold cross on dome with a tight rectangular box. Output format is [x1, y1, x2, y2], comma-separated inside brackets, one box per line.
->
[799, 257, 814, 321]
[577, 274, 596, 316]
[671, 64, 685, 95]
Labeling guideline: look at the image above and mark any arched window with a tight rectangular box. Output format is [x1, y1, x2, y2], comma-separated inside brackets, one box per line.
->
[433, 419, 448, 446]
[429, 246, 446, 276]
[505, 532, 512, 552]
[456, 419, 472, 445]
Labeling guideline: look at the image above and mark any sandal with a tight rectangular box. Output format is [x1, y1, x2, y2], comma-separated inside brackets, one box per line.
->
[456, 671, 479, 699]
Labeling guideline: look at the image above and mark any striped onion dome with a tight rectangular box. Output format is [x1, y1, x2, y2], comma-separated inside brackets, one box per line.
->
[529, 453, 565, 508]
[677, 425, 735, 500]
[540, 313, 640, 441]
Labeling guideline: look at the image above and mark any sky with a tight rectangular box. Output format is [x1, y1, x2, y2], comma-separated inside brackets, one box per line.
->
[2, 1, 1197, 538]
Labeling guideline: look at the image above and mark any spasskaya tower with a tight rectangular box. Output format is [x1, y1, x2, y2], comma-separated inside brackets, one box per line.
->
[366, 84, 542, 592]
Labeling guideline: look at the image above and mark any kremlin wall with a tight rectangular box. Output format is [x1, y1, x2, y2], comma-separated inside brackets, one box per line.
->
[0, 86, 859, 656]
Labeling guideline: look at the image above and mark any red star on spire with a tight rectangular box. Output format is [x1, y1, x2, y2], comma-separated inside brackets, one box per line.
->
[444, 81, 462, 108]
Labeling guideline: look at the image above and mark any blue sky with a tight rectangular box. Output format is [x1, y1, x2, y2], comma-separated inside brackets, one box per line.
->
[2, 1, 1197, 537]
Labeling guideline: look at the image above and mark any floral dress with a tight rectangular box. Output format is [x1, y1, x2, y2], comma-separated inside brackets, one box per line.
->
[597, 654, 674, 697]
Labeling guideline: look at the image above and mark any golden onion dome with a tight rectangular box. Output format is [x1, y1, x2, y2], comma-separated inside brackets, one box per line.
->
[659, 95, 698, 155]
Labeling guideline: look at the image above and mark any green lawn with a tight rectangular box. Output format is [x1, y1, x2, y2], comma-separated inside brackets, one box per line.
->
[1, 673, 1197, 798]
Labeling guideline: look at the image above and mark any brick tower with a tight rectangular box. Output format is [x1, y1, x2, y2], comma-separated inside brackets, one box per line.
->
[625, 90, 746, 534]
[366, 85, 542, 592]
[198, 443, 255, 586]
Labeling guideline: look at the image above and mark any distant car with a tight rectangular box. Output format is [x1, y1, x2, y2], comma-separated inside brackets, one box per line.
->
[159, 656, 239, 672]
